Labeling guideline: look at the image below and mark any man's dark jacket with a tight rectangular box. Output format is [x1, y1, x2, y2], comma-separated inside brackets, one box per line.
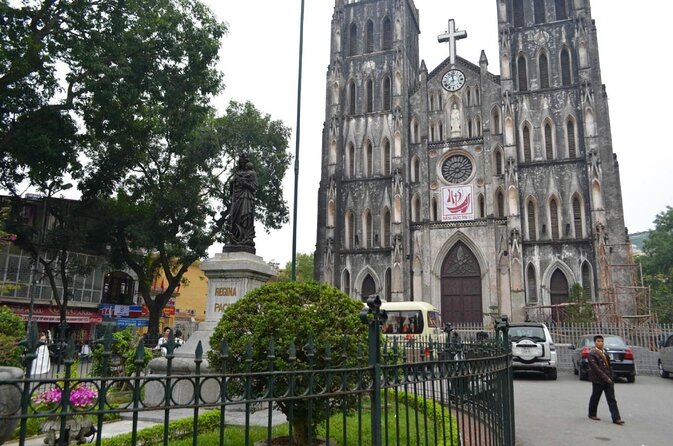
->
[588, 348, 613, 383]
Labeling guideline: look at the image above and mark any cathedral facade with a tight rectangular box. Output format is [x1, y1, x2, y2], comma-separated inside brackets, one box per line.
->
[314, 0, 634, 324]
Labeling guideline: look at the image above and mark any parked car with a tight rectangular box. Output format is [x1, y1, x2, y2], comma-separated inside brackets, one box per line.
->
[658, 333, 673, 378]
[570, 334, 636, 383]
[509, 322, 557, 380]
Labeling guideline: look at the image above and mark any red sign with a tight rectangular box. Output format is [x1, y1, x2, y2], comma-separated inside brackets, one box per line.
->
[5, 304, 102, 324]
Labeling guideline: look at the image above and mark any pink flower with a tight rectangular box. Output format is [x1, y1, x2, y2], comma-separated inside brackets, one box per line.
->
[33, 385, 98, 410]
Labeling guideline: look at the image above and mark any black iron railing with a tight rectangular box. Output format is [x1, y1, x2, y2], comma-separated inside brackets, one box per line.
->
[1, 299, 514, 446]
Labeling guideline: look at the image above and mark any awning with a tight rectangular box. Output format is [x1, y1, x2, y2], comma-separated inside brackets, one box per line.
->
[4, 304, 103, 324]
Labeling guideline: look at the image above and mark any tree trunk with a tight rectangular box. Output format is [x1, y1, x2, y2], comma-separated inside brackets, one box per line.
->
[147, 299, 162, 345]
[292, 418, 310, 446]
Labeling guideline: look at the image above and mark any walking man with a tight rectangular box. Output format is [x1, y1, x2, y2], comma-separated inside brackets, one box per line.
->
[588, 335, 625, 425]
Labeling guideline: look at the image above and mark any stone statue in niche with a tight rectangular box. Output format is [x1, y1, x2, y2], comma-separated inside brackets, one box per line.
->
[450, 103, 461, 137]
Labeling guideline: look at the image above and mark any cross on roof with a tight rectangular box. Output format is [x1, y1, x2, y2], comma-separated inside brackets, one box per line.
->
[438, 19, 467, 65]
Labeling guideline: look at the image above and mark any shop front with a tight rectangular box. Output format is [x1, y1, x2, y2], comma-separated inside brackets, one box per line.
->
[5, 304, 103, 342]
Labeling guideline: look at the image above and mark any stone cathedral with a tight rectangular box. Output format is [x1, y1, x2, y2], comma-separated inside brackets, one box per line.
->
[314, 0, 635, 324]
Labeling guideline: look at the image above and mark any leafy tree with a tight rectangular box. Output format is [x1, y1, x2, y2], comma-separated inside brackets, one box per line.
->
[564, 283, 595, 324]
[1, 0, 228, 334]
[0, 305, 24, 368]
[4, 197, 99, 340]
[90, 101, 291, 340]
[1, 0, 224, 196]
[91, 327, 152, 383]
[640, 206, 673, 323]
[209, 282, 367, 446]
[277, 253, 314, 282]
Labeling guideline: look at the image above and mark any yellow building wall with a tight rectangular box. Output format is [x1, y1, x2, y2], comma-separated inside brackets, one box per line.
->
[155, 261, 209, 327]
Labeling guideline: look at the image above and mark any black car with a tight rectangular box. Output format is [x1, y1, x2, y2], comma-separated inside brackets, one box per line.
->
[569, 334, 636, 383]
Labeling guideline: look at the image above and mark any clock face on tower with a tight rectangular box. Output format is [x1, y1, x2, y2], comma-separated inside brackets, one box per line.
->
[441, 69, 465, 92]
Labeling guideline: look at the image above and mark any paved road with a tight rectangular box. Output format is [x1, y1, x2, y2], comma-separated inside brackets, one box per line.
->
[514, 372, 673, 446]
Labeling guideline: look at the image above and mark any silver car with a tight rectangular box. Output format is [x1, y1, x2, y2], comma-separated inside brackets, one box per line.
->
[659, 333, 673, 379]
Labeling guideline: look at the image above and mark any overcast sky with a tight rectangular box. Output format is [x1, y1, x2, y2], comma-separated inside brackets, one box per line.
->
[204, 0, 673, 267]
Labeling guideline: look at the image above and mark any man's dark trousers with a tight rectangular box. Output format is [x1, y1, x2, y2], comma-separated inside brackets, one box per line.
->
[589, 382, 621, 421]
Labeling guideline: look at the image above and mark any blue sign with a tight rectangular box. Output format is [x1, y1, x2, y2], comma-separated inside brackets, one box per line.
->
[116, 318, 149, 327]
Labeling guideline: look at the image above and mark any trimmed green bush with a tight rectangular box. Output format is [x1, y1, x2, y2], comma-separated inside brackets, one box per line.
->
[208, 281, 367, 446]
[0, 305, 24, 367]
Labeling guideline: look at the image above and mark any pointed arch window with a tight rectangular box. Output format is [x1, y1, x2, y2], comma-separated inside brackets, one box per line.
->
[555, 0, 568, 20]
[411, 194, 421, 222]
[495, 149, 503, 175]
[527, 264, 538, 302]
[363, 209, 373, 248]
[430, 197, 438, 221]
[513, 0, 525, 27]
[496, 190, 505, 217]
[348, 80, 356, 115]
[518, 55, 528, 91]
[539, 53, 550, 89]
[545, 122, 554, 160]
[365, 141, 373, 177]
[365, 20, 374, 53]
[572, 194, 583, 238]
[342, 269, 351, 296]
[382, 139, 391, 175]
[438, 122, 443, 140]
[527, 200, 537, 241]
[383, 76, 391, 111]
[347, 142, 355, 178]
[523, 125, 532, 162]
[365, 79, 373, 113]
[411, 156, 420, 183]
[550, 198, 560, 240]
[345, 211, 355, 249]
[382, 17, 393, 50]
[381, 207, 391, 247]
[581, 262, 593, 299]
[534, 0, 546, 24]
[349, 23, 358, 56]
[567, 119, 577, 158]
[385, 268, 392, 301]
[492, 107, 501, 134]
[478, 194, 485, 218]
[561, 48, 572, 86]
[467, 88, 472, 106]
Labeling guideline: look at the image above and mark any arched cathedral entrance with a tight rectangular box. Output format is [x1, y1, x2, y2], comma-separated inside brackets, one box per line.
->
[361, 274, 376, 301]
[440, 242, 483, 323]
[550, 269, 569, 322]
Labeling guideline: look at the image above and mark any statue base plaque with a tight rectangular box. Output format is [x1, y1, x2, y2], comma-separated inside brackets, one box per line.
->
[145, 251, 276, 405]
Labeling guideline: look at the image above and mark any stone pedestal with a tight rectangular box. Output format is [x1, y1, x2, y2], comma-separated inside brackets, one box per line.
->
[145, 251, 275, 405]
[0, 367, 23, 445]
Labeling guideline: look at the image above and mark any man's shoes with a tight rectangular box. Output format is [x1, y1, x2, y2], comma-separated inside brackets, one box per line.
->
[588, 416, 601, 421]
[613, 420, 625, 425]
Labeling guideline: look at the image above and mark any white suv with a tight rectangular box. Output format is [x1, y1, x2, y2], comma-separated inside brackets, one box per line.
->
[659, 333, 673, 378]
[509, 322, 558, 380]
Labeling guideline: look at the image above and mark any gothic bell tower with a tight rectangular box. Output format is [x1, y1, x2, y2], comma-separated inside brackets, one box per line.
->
[315, 0, 421, 301]
[497, 0, 634, 317]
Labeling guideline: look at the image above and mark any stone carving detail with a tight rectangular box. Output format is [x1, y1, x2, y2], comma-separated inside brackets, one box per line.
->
[581, 80, 594, 106]
[503, 90, 514, 117]
[393, 234, 403, 263]
[327, 176, 337, 201]
[330, 114, 339, 139]
[505, 156, 518, 186]
[393, 168, 403, 196]
[509, 228, 521, 258]
[394, 106, 403, 130]
[324, 237, 334, 268]
[499, 27, 510, 51]
[587, 149, 602, 179]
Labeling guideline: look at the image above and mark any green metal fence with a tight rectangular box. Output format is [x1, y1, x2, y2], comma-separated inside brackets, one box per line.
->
[1, 298, 514, 446]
